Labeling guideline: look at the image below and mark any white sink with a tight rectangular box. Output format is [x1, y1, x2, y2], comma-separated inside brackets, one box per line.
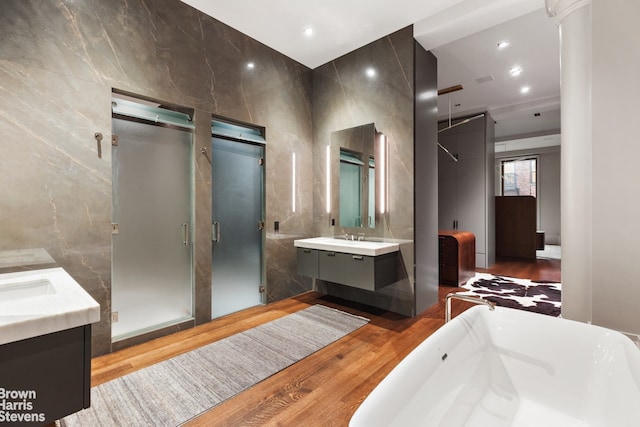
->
[0, 268, 100, 345]
[294, 237, 400, 256]
[0, 278, 56, 300]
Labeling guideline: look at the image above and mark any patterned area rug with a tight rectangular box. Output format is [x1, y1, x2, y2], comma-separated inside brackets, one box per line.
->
[459, 273, 561, 317]
[61, 305, 369, 427]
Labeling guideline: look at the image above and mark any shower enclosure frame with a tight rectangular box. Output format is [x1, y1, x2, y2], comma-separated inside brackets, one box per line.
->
[110, 95, 196, 343]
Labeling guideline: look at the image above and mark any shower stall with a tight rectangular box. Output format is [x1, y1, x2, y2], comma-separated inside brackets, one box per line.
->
[111, 96, 194, 342]
[210, 119, 266, 319]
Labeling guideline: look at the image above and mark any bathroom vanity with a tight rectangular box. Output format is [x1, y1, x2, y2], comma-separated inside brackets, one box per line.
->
[294, 237, 399, 291]
[0, 268, 100, 425]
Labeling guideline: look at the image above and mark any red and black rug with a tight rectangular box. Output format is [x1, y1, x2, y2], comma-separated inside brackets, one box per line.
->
[459, 273, 561, 317]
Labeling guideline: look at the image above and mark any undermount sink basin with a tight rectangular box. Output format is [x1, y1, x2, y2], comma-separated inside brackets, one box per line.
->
[294, 237, 400, 256]
[0, 277, 56, 300]
[0, 267, 100, 345]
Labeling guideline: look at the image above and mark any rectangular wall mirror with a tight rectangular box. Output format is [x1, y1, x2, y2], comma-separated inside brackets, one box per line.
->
[331, 123, 382, 229]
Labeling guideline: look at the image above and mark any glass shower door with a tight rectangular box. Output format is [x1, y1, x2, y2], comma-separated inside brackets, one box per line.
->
[211, 137, 264, 318]
[111, 118, 193, 341]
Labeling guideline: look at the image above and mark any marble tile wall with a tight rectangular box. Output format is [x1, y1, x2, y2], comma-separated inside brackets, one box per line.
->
[312, 27, 417, 316]
[0, 0, 313, 355]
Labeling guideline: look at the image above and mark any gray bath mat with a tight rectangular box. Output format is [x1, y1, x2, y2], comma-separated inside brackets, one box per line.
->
[61, 304, 369, 426]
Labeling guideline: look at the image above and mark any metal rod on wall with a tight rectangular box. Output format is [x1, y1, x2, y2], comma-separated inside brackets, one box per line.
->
[200, 146, 211, 164]
[438, 114, 485, 134]
[437, 114, 484, 163]
[438, 142, 459, 163]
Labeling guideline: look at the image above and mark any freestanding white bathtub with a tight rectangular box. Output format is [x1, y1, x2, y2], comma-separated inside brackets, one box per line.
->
[350, 305, 640, 426]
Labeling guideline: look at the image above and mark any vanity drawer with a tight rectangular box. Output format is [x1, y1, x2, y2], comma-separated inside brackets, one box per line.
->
[344, 252, 397, 291]
[296, 248, 319, 278]
[318, 251, 345, 284]
[343, 254, 375, 290]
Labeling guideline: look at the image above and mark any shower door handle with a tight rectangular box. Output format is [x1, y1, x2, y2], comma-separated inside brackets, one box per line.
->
[212, 222, 220, 242]
[182, 223, 190, 246]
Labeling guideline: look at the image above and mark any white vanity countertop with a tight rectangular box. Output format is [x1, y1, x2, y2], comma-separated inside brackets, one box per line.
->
[294, 237, 400, 256]
[0, 267, 100, 345]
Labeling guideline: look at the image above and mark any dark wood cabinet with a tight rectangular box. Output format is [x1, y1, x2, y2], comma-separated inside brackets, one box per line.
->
[438, 230, 476, 286]
[0, 325, 91, 425]
[495, 196, 537, 259]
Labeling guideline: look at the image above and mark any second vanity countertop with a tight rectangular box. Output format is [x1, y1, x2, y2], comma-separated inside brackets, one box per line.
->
[294, 237, 400, 257]
[0, 267, 100, 345]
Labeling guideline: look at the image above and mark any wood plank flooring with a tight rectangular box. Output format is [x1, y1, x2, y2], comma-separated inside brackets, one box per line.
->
[88, 256, 560, 426]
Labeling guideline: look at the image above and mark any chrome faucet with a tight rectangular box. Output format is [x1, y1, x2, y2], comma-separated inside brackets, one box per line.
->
[343, 232, 365, 241]
[445, 293, 495, 323]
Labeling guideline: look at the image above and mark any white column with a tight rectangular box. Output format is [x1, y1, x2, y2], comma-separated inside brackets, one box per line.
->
[545, 0, 592, 322]
[590, 1, 640, 335]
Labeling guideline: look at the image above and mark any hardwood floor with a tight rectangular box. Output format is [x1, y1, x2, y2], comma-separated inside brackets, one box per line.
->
[478, 256, 561, 283]
[88, 256, 560, 426]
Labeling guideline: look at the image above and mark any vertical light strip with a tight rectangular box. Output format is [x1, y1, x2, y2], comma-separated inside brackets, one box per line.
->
[326, 145, 331, 213]
[379, 134, 387, 214]
[292, 152, 296, 213]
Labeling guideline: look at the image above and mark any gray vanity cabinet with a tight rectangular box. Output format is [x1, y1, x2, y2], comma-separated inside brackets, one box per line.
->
[297, 248, 397, 291]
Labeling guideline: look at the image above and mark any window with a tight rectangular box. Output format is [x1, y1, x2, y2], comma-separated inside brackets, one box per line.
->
[501, 157, 537, 197]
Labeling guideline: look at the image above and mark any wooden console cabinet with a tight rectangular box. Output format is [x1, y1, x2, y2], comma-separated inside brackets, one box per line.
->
[438, 230, 476, 286]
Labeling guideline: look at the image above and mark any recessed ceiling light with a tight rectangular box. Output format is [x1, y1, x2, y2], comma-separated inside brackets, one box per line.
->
[521, 86, 530, 94]
[510, 66, 522, 76]
[304, 27, 313, 37]
[366, 67, 376, 78]
[246, 62, 255, 69]
[497, 41, 509, 49]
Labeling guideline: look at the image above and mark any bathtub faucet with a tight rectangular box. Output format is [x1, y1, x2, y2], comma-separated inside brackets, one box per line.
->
[445, 293, 495, 323]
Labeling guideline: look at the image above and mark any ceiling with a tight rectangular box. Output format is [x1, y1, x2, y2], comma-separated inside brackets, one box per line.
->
[181, 0, 560, 148]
